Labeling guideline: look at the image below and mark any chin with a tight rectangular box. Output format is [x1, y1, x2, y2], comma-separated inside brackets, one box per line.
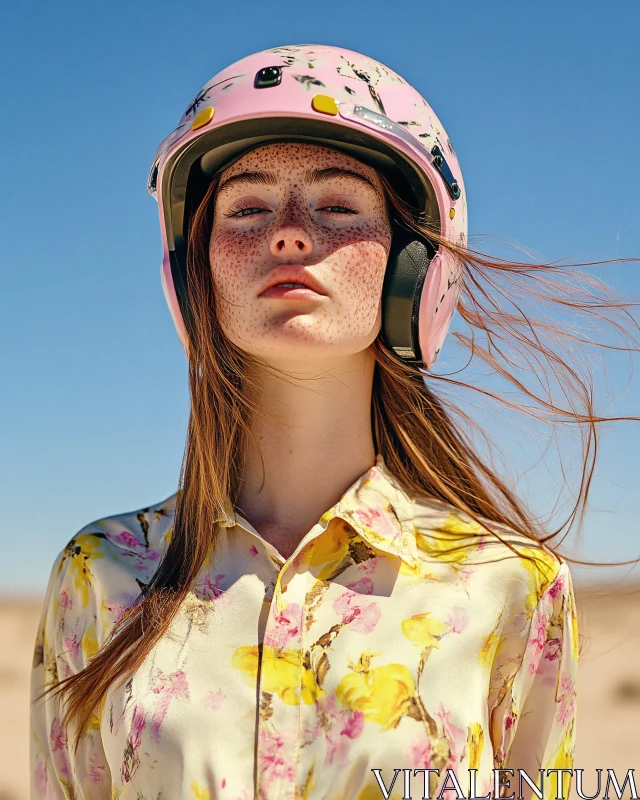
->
[243, 334, 377, 365]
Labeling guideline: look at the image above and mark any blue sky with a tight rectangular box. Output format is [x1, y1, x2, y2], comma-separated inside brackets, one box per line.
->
[2, 0, 639, 592]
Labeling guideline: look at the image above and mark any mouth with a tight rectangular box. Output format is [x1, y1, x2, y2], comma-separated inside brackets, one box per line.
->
[258, 268, 328, 301]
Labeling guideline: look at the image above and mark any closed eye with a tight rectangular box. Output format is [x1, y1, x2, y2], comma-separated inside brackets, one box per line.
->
[225, 206, 270, 218]
[319, 204, 359, 215]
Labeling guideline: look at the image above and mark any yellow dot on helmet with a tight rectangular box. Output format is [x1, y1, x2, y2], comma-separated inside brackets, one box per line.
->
[191, 107, 215, 130]
[449, 207, 456, 219]
[311, 94, 339, 116]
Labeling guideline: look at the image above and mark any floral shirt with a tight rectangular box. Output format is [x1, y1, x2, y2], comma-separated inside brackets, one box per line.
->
[30, 455, 578, 800]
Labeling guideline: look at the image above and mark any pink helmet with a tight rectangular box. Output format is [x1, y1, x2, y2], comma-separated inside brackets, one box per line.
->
[148, 44, 467, 368]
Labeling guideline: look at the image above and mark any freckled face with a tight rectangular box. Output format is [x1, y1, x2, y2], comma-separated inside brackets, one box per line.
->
[209, 143, 392, 364]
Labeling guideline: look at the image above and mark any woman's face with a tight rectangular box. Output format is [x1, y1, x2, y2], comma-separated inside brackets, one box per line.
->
[209, 142, 392, 365]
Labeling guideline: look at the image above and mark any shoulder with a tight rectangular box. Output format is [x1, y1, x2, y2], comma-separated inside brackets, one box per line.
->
[39, 493, 177, 657]
[408, 492, 568, 608]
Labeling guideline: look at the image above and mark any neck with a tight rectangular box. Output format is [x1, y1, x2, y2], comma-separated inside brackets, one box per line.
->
[235, 349, 377, 559]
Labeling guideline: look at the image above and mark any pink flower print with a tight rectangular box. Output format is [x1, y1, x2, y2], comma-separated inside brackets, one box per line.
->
[58, 590, 71, 610]
[149, 668, 190, 743]
[353, 506, 400, 541]
[455, 566, 473, 587]
[114, 530, 140, 549]
[50, 717, 66, 752]
[202, 573, 226, 602]
[340, 709, 364, 741]
[556, 674, 576, 726]
[358, 557, 379, 576]
[346, 576, 374, 595]
[204, 688, 227, 711]
[258, 727, 297, 795]
[63, 634, 80, 660]
[445, 606, 469, 634]
[548, 572, 566, 599]
[121, 704, 146, 783]
[332, 591, 381, 634]
[435, 703, 467, 770]
[113, 530, 160, 572]
[49, 718, 71, 780]
[527, 611, 550, 674]
[250, 544, 259, 556]
[409, 735, 433, 768]
[130, 705, 146, 750]
[88, 753, 108, 783]
[544, 636, 562, 663]
[325, 712, 363, 766]
[264, 603, 302, 649]
[104, 594, 137, 624]
[34, 762, 53, 799]
[304, 694, 364, 768]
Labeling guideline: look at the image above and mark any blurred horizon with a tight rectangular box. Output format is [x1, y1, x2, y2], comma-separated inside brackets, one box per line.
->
[2, 0, 639, 593]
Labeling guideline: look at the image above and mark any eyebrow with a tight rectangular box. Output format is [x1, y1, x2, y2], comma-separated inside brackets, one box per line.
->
[217, 171, 278, 193]
[307, 167, 376, 190]
[216, 166, 376, 195]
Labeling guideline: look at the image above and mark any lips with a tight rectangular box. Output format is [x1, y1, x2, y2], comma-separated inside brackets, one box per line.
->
[258, 266, 328, 298]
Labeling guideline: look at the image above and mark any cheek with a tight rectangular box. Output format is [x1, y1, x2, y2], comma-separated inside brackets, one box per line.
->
[209, 229, 264, 295]
[325, 219, 391, 310]
[330, 239, 389, 314]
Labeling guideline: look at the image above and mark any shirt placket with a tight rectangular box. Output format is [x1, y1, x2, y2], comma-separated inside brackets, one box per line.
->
[255, 559, 308, 800]
[231, 515, 327, 800]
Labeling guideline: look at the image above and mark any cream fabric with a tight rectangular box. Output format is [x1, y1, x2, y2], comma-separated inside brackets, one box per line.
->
[30, 455, 578, 800]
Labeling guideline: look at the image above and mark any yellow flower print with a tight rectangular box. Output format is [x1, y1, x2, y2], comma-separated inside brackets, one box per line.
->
[335, 650, 415, 730]
[467, 721, 484, 770]
[64, 534, 105, 608]
[231, 645, 323, 706]
[479, 606, 508, 668]
[516, 546, 561, 614]
[301, 763, 315, 800]
[190, 780, 212, 800]
[401, 612, 448, 649]
[300, 663, 325, 705]
[86, 711, 102, 732]
[301, 517, 353, 580]
[399, 559, 439, 581]
[414, 513, 478, 566]
[440, 512, 486, 537]
[81, 624, 99, 661]
[231, 644, 261, 687]
[539, 723, 574, 800]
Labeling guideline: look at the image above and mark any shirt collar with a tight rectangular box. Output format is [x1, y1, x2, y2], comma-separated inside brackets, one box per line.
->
[223, 454, 420, 570]
[328, 454, 420, 569]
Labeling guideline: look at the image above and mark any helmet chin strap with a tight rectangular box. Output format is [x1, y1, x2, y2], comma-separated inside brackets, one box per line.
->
[381, 225, 436, 365]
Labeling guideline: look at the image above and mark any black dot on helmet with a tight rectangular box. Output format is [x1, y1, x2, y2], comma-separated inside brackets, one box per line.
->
[255, 66, 283, 89]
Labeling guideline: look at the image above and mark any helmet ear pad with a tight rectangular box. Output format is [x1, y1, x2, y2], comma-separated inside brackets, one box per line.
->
[381, 223, 436, 365]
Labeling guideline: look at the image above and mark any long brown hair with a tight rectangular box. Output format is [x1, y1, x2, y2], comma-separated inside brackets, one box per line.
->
[40, 162, 640, 749]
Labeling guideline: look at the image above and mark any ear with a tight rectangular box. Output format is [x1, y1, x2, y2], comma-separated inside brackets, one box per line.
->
[381, 224, 436, 364]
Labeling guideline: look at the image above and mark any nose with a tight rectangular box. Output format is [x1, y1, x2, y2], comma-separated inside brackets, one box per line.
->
[269, 209, 313, 258]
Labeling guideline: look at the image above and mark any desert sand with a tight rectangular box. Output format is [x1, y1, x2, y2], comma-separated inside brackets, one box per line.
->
[1, 585, 638, 800]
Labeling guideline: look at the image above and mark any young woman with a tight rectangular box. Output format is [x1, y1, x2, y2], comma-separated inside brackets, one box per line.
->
[30, 45, 638, 800]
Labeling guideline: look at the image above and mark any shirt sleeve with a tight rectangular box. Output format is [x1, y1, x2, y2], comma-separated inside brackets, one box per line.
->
[491, 560, 579, 800]
[30, 545, 113, 799]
